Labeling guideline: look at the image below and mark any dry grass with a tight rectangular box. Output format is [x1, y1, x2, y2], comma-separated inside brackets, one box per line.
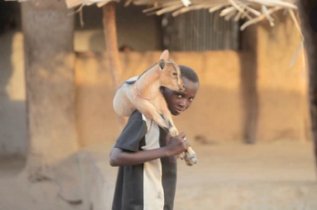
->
[64, 0, 298, 30]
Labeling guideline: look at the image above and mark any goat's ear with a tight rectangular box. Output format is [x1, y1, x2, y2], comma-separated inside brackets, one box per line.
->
[160, 49, 169, 60]
[159, 59, 165, 70]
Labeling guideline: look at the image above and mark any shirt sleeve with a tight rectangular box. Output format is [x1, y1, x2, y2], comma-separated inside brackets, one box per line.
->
[114, 111, 147, 152]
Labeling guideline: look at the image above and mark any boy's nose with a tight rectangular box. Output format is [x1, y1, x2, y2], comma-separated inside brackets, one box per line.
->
[179, 99, 187, 108]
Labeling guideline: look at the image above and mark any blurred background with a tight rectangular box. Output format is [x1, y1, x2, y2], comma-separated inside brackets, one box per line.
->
[0, 0, 316, 210]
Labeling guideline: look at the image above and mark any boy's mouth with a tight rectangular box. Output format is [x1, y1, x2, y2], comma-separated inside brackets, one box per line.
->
[174, 107, 184, 115]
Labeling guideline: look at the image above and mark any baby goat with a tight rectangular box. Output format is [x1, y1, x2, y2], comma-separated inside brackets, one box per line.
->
[113, 50, 197, 165]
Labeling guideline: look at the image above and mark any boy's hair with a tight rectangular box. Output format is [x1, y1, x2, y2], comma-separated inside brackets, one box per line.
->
[179, 65, 199, 83]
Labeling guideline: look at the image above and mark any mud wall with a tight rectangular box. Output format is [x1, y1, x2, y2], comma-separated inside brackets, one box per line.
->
[0, 16, 309, 157]
[75, 48, 308, 147]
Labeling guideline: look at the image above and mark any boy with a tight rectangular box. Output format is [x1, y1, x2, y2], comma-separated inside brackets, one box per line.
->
[110, 65, 199, 210]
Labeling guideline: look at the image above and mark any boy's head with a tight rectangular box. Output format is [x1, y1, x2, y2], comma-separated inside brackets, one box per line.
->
[161, 65, 199, 116]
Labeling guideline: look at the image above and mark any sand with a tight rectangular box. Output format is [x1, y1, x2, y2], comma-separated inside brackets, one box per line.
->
[1, 140, 317, 210]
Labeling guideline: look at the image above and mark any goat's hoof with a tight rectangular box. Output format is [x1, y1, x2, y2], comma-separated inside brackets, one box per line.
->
[184, 152, 198, 166]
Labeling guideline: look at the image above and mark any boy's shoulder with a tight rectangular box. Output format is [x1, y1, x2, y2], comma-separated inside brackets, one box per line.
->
[129, 110, 152, 124]
[129, 110, 143, 122]
[115, 110, 148, 151]
[125, 110, 148, 130]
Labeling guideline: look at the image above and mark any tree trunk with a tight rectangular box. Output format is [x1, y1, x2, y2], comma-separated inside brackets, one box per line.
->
[102, 2, 122, 88]
[22, 0, 78, 181]
[297, 0, 317, 167]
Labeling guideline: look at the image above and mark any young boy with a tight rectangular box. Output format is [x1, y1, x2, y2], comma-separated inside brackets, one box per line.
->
[110, 65, 199, 210]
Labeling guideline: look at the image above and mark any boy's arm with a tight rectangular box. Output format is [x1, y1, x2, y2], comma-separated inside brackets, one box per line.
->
[109, 133, 188, 166]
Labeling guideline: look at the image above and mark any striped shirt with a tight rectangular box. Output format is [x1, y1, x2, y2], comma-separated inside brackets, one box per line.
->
[112, 111, 177, 210]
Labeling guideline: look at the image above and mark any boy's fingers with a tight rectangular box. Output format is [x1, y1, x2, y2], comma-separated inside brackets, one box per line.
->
[179, 132, 186, 138]
[181, 137, 190, 149]
[181, 136, 187, 143]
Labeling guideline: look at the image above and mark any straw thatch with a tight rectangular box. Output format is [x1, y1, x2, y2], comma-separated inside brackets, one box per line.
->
[65, 0, 298, 30]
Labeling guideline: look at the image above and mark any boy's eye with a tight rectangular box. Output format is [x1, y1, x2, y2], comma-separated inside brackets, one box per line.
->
[176, 94, 183, 98]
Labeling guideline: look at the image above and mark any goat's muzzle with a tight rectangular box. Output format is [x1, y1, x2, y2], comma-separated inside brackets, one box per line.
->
[179, 86, 185, 92]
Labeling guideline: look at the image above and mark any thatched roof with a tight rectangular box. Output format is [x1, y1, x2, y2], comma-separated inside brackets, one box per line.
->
[65, 0, 298, 30]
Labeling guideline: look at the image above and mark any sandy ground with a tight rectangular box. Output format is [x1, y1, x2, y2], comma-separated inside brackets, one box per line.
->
[175, 140, 317, 210]
[0, 140, 317, 210]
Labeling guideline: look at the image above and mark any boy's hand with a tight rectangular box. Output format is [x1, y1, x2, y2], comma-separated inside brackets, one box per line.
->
[165, 132, 189, 156]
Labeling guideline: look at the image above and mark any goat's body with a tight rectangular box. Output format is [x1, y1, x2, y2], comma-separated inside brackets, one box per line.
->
[112, 50, 197, 165]
[113, 82, 136, 117]
[113, 54, 183, 132]
[113, 70, 175, 130]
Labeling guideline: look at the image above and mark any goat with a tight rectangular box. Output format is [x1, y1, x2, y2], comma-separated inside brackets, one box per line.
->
[112, 50, 197, 165]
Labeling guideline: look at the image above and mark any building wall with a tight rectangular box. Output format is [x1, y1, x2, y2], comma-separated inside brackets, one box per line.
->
[75, 51, 244, 147]
[75, 48, 308, 147]
[0, 32, 26, 156]
[0, 15, 309, 156]
[255, 15, 309, 141]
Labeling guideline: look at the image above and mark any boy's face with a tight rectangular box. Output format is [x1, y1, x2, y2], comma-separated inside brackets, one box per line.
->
[162, 77, 199, 116]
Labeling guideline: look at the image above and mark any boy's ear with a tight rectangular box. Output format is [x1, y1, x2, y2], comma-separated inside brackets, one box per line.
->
[159, 49, 169, 60]
[159, 59, 165, 70]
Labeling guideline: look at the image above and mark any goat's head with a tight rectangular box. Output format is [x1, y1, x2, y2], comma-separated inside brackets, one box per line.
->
[158, 50, 185, 92]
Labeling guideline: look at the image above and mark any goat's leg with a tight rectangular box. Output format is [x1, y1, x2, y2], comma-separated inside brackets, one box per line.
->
[151, 112, 170, 129]
[161, 103, 198, 166]
[164, 117, 179, 137]
[136, 100, 170, 129]
[183, 147, 198, 166]
[160, 101, 179, 136]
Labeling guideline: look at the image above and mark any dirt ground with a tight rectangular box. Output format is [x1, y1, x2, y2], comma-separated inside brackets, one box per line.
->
[0, 140, 317, 210]
[175, 140, 317, 210]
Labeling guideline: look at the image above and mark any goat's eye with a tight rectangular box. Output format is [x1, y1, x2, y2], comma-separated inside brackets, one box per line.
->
[172, 72, 178, 76]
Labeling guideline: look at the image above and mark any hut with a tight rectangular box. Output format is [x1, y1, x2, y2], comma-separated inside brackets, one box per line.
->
[0, 0, 309, 164]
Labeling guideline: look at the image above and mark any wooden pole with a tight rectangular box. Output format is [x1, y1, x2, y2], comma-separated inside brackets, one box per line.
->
[297, 0, 317, 168]
[102, 2, 126, 126]
[102, 2, 122, 88]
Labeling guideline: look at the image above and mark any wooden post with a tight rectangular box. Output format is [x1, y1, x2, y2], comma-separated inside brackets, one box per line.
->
[102, 2, 122, 88]
[240, 25, 259, 144]
[297, 0, 317, 167]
